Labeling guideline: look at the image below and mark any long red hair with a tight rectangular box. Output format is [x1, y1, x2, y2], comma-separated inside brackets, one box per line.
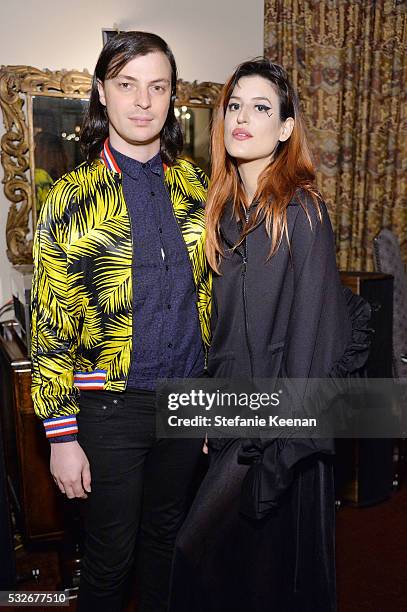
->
[205, 59, 321, 273]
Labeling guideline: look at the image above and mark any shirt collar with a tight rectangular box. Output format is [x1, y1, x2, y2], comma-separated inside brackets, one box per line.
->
[101, 138, 163, 179]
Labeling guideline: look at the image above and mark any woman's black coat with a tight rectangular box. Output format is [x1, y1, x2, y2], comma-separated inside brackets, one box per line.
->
[209, 190, 351, 381]
[170, 190, 370, 612]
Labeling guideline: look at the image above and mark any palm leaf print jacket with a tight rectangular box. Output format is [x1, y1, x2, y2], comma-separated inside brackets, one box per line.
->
[31, 148, 211, 439]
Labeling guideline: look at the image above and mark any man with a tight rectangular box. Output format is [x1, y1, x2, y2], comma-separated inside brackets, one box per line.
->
[31, 31, 211, 612]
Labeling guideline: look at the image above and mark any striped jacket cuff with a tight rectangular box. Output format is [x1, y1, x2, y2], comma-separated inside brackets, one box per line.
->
[49, 434, 78, 444]
[43, 415, 79, 439]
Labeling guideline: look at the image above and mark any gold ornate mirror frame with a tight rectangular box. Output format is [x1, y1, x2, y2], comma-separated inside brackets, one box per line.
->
[0, 65, 222, 265]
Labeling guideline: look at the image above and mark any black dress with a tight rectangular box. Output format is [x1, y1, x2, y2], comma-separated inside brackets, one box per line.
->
[169, 190, 371, 612]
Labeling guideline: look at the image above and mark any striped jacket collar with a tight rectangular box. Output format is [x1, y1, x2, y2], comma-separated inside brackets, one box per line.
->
[100, 138, 168, 174]
[101, 138, 121, 173]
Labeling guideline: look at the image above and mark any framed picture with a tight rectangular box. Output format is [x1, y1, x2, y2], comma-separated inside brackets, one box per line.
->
[102, 28, 121, 46]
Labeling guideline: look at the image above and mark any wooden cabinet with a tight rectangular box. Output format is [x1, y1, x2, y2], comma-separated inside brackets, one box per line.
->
[0, 321, 64, 541]
[336, 272, 394, 506]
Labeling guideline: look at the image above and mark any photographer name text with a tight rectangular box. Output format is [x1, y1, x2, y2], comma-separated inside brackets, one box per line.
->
[167, 415, 317, 428]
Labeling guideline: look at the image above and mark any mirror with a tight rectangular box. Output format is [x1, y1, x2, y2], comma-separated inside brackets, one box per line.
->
[32, 96, 88, 219]
[0, 66, 222, 265]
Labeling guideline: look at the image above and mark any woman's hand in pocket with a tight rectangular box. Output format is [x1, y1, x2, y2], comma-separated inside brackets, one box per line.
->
[203, 434, 208, 454]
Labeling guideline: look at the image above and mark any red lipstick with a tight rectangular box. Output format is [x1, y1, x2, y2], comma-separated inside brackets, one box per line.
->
[232, 128, 253, 140]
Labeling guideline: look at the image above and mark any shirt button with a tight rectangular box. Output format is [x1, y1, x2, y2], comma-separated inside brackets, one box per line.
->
[113, 399, 118, 404]
[167, 304, 171, 310]
[168, 343, 173, 348]
[142, 163, 147, 169]
[159, 228, 163, 233]
[165, 265, 169, 271]
[151, 191, 155, 196]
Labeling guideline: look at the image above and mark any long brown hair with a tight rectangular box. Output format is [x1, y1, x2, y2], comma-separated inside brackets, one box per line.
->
[205, 58, 321, 273]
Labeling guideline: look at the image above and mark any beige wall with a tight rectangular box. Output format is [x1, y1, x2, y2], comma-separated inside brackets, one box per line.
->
[0, 0, 264, 305]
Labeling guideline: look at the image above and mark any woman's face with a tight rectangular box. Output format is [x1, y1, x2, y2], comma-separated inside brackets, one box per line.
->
[224, 75, 294, 163]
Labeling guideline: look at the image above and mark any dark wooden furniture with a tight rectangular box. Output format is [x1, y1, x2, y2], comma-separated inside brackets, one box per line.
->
[0, 413, 15, 588]
[336, 272, 394, 506]
[0, 320, 64, 541]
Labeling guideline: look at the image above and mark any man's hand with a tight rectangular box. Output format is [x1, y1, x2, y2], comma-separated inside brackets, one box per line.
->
[50, 441, 91, 499]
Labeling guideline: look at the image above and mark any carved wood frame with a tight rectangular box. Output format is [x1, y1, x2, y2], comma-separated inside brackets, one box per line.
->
[0, 65, 222, 265]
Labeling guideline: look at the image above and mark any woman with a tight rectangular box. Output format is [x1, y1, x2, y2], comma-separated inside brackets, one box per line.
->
[169, 59, 370, 612]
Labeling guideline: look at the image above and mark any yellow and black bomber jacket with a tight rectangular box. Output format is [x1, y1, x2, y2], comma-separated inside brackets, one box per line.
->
[31, 146, 211, 439]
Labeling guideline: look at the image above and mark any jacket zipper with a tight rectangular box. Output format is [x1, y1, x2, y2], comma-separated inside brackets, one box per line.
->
[242, 206, 254, 378]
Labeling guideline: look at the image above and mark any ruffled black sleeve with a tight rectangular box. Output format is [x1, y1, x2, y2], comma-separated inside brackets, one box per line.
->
[329, 287, 372, 377]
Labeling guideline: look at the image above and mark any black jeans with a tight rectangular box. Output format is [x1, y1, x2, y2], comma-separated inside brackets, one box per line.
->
[76, 389, 204, 612]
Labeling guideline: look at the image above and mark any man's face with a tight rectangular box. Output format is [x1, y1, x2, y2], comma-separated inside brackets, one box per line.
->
[97, 51, 172, 156]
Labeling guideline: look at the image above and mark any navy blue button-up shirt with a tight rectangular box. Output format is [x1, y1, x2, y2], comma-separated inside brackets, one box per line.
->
[110, 146, 205, 390]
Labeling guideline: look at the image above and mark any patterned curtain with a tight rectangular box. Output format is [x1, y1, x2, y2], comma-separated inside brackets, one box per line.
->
[264, 0, 407, 270]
